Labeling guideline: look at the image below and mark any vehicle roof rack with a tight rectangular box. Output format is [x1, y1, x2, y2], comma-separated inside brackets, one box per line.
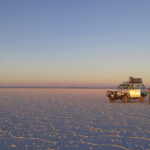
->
[129, 76, 142, 83]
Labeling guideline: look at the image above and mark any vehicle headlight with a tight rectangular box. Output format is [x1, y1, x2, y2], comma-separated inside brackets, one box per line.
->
[117, 91, 121, 96]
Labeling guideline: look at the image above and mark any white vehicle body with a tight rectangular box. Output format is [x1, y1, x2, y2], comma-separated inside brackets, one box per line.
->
[130, 89, 141, 98]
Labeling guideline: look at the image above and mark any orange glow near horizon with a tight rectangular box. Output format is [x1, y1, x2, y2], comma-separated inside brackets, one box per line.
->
[0, 75, 118, 87]
[1, 70, 150, 87]
[1, 61, 149, 87]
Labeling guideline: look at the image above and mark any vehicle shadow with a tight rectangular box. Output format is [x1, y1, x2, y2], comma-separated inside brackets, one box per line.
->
[109, 99, 148, 103]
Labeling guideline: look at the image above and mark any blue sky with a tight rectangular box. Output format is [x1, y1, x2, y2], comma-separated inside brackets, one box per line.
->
[0, 0, 150, 87]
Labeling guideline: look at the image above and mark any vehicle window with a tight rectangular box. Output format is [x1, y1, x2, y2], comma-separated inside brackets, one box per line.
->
[133, 84, 140, 89]
[141, 84, 145, 89]
[117, 84, 129, 89]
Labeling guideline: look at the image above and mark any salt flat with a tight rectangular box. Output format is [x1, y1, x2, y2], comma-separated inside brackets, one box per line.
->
[0, 88, 150, 150]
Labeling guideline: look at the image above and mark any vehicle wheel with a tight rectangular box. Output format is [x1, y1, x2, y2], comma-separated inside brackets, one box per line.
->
[122, 95, 130, 103]
[109, 98, 114, 102]
[138, 97, 144, 103]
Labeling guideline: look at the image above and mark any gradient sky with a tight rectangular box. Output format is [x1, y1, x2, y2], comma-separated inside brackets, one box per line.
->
[0, 0, 150, 87]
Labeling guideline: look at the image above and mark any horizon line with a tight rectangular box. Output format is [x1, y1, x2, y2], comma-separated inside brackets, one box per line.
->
[0, 86, 115, 89]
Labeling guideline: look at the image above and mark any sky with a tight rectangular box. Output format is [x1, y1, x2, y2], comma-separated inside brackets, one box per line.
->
[0, 0, 150, 87]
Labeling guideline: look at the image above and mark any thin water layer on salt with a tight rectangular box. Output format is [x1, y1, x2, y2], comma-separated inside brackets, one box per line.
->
[0, 88, 150, 150]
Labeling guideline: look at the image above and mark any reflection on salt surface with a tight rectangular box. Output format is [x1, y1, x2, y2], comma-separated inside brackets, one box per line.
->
[0, 88, 150, 150]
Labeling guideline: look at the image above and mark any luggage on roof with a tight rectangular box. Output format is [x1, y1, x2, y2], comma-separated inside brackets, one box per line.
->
[129, 76, 142, 83]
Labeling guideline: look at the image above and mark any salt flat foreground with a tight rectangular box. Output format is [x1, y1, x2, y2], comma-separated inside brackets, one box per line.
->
[0, 88, 150, 150]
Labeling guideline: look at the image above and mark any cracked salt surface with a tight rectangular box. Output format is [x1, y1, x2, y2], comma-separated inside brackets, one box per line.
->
[0, 88, 150, 150]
